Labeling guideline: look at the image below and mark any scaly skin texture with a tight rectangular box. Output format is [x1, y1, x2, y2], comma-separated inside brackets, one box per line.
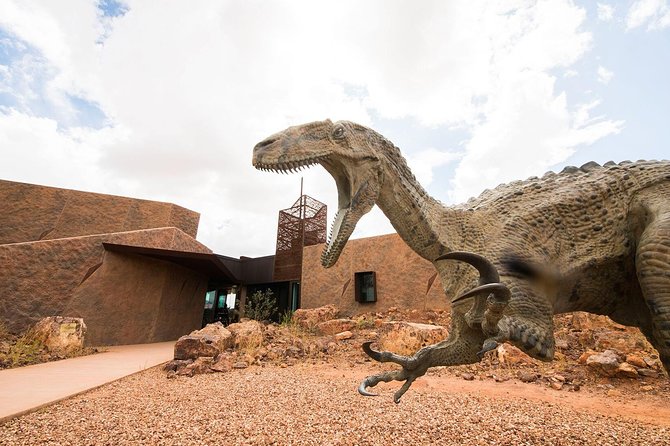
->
[253, 119, 670, 402]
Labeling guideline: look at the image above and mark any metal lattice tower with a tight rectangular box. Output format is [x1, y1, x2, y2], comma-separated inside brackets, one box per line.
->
[273, 193, 327, 281]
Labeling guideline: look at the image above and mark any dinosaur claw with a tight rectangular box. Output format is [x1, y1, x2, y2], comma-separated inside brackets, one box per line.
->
[476, 339, 499, 359]
[358, 378, 379, 397]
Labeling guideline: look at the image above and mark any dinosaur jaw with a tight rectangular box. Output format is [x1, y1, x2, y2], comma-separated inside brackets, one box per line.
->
[253, 153, 380, 269]
[320, 160, 380, 268]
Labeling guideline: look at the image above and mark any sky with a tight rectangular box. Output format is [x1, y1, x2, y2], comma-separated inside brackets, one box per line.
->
[0, 0, 668, 258]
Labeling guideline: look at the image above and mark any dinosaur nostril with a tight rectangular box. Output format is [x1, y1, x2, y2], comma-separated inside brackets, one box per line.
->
[255, 137, 277, 150]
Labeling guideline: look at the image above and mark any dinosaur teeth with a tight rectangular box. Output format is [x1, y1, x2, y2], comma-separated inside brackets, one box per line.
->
[254, 154, 330, 174]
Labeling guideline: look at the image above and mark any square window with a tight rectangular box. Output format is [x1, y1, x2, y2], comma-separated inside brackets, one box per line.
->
[355, 271, 376, 303]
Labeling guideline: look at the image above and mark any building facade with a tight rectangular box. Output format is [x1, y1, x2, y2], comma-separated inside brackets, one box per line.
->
[300, 233, 448, 315]
[0, 179, 236, 346]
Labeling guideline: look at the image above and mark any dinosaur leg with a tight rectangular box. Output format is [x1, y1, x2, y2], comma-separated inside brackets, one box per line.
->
[494, 281, 556, 361]
[359, 312, 485, 403]
[454, 280, 555, 360]
[636, 209, 670, 372]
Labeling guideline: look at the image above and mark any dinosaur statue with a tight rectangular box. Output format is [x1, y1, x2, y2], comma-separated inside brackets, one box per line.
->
[252, 119, 670, 403]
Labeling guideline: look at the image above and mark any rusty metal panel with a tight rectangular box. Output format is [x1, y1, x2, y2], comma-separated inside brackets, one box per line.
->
[273, 195, 327, 281]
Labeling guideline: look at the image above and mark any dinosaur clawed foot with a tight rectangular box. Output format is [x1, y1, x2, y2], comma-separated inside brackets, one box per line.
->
[358, 342, 427, 404]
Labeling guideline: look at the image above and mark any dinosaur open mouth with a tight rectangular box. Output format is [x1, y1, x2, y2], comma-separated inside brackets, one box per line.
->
[253, 154, 330, 174]
[254, 154, 374, 268]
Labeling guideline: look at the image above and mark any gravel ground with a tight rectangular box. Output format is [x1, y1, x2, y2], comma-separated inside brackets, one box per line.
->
[1, 363, 668, 446]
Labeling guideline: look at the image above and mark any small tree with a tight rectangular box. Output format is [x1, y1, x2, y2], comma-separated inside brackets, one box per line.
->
[245, 289, 277, 322]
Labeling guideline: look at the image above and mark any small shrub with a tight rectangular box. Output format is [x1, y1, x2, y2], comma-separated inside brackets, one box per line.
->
[245, 289, 278, 322]
[280, 310, 294, 326]
[356, 318, 376, 330]
[3, 329, 48, 368]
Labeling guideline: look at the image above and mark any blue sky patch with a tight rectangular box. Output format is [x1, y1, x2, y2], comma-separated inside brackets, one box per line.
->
[98, 0, 128, 18]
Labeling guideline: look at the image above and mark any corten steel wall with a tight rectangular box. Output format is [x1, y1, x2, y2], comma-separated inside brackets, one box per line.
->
[273, 195, 327, 282]
[0, 227, 210, 345]
[301, 233, 449, 315]
[0, 179, 200, 244]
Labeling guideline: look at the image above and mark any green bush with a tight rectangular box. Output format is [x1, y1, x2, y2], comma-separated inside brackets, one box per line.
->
[280, 310, 294, 326]
[245, 289, 278, 322]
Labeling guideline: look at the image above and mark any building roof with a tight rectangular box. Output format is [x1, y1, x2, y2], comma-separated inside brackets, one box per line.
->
[102, 243, 238, 284]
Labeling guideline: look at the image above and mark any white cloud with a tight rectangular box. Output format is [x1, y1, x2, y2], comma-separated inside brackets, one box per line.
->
[406, 148, 461, 188]
[597, 3, 615, 22]
[597, 65, 614, 84]
[448, 73, 623, 203]
[627, 0, 670, 30]
[0, 0, 624, 257]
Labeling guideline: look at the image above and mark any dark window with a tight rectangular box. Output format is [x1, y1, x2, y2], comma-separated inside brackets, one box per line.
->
[355, 271, 376, 303]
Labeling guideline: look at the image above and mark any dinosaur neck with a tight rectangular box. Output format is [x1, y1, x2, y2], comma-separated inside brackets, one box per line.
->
[375, 150, 462, 262]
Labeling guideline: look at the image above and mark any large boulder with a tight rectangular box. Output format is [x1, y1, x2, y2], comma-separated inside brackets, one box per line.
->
[377, 321, 448, 356]
[174, 322, 233, 360]
[292, 305, 339, 330]
[32, 316, 86, 355]
[227, 320, 264, 349]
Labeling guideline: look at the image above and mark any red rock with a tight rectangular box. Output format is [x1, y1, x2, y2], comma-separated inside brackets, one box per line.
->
[292, 305, 339, 330]
[32, 316, 86, 355]
[517, 371, 538, 383]
[227, 320, 264, 349]
[625, 354, 647, 368]
[210, 354, 233, 372]
[316, 319, 357, 335]
[174, 336, 219, 360]
[578, 350, 596, 364]
[637, 368, 659, 378]
[461, 373, 475, 381]
[334, 331, 353, 341]
[173, 324, 234, 362]
[163, 359, 192, 373]
[586, 350, 620, 377]
[497, 344, 531, 365]
[617, 362, 639, 378]
[177, 357, 213, 376]
[377, 321, 448, 356]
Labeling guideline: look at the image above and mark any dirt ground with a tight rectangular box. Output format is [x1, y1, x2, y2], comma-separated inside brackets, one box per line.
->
[0, 360, 668, 445]
[1, 309, 669, 445]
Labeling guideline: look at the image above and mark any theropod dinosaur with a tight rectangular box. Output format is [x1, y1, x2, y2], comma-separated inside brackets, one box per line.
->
[253, 119, 670, 402]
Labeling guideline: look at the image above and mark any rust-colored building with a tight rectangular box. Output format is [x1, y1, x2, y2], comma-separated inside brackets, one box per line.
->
[301, 233, 448, 315]
[0, 179, 237, 346]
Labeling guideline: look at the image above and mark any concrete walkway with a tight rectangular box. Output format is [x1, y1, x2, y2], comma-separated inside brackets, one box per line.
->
[0, 341, 174, 423]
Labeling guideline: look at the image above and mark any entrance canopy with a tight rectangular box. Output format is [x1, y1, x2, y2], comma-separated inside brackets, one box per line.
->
[102, 243, 239, 285]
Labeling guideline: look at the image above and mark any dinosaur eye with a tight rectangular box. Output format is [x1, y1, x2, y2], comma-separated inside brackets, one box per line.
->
[332, 125, 345, 139]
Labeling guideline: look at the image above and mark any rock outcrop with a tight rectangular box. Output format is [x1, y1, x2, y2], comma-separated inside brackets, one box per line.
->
[292, 305, 339, 330]
[173, 322, 233, 360]
[32, 316, 86, 355]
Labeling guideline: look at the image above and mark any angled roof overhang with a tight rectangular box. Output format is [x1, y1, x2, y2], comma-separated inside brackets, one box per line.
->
[102, 243, 239, 285]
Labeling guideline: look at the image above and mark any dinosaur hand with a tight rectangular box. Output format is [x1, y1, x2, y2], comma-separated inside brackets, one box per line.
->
[357, 341, 428, 404]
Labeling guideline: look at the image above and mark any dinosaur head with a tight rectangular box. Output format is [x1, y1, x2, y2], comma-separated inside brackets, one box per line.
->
[253, 120, 383, 268]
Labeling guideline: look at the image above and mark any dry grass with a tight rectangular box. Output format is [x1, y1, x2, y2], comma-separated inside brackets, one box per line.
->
[0, 327, 48, 368]
[0, 321, 10, 342]
[0, 323, 96, 370]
